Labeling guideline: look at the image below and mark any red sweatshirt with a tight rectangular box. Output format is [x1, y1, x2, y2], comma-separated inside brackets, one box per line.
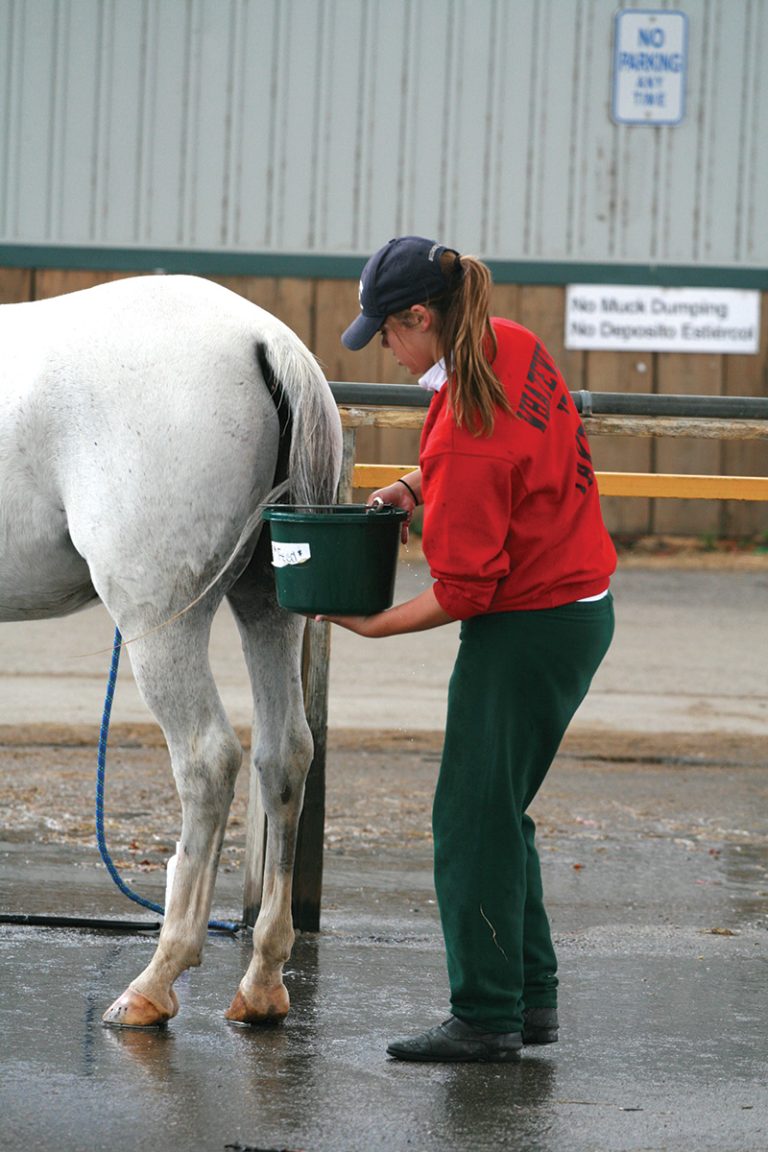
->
[420, 318, 617, 620]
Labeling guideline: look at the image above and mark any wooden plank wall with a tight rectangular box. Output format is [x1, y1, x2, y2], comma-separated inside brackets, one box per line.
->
[2, 267, 766, 537]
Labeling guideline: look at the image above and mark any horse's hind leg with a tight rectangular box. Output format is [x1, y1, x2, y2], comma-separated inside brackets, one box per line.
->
[102, 613, 242, 1028]
[224, 591, 311, 1025]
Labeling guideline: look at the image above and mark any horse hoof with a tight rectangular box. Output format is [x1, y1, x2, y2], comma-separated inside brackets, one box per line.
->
[224, 985, 290, 1026]
[102, 987, 179, 1029]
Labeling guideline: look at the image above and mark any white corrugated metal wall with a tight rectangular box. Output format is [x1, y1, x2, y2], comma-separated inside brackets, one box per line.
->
[0, 0, 765, 265]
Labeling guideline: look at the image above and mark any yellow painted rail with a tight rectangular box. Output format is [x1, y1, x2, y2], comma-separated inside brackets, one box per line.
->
[352, 463, 768, 502]
[592, 473, 768, 501]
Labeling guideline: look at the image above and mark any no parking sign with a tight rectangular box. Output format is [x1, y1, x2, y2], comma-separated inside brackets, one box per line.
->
[612, 9, 688, 125]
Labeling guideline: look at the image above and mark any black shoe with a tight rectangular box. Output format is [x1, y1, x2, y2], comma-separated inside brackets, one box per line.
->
[522, 1007, 559, 1045]
[386, 1015, 523, 1063]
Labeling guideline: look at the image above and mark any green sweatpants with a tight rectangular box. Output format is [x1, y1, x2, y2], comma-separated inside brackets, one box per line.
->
[433, 594, 615, 1033]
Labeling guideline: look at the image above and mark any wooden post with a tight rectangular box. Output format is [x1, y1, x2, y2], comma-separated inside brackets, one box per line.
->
[289, 426, 357, 929]
[289, 619, 331, 930]
[241, 766, 266, 930]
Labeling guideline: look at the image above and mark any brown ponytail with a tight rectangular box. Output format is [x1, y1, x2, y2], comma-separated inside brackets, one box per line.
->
[439, 253, 510, 435]
[393, 252, 510, 435]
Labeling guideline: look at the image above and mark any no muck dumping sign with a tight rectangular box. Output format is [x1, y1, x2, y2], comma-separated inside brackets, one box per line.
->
[565, 287, 761, 355]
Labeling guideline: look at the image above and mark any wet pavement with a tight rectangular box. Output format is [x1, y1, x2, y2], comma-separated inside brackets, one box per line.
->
[1, 559, 767, 1151]
[2, 799, 767, 1152]
[3, 785, 768, 1152]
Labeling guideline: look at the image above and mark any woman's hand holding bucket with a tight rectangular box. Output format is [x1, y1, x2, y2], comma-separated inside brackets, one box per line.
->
[367, 469, 422, 544]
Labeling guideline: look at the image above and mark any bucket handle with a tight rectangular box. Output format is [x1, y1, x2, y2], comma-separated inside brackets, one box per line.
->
[367, 498, 402, 513]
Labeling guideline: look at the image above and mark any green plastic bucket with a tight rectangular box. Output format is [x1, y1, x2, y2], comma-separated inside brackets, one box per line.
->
[262, 504, 408, 615]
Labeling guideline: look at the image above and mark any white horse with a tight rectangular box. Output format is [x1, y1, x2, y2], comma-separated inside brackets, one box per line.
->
[0, 274, 342, 1028]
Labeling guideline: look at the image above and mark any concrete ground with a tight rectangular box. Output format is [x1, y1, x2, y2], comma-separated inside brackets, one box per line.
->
[1, 556, 767, 1152]
[0, 554, 766, 738]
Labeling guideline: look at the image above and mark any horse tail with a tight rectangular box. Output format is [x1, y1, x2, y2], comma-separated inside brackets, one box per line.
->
[256, 335, 342, 507]
[106, 323, 342, 648]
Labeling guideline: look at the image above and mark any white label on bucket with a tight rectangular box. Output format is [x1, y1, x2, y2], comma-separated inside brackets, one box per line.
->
[271, 541, 312, 568]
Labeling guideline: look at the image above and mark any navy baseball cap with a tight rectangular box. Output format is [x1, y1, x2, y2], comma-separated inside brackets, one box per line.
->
[341, 236, 461, 350]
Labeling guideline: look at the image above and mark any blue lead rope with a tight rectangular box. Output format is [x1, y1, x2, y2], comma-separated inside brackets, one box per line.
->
[96, 625, 239, 934]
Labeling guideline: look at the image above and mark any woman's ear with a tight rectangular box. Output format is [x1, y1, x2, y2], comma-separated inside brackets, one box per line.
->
[410, 304, 433, 331]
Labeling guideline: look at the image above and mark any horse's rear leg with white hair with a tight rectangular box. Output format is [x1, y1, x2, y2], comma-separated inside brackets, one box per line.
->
[223, 584, 311, 1025]
[102, 609, 242, 1028]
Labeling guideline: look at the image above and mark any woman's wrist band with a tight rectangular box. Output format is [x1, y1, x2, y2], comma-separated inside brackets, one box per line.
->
[397, 477, 419, 504]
